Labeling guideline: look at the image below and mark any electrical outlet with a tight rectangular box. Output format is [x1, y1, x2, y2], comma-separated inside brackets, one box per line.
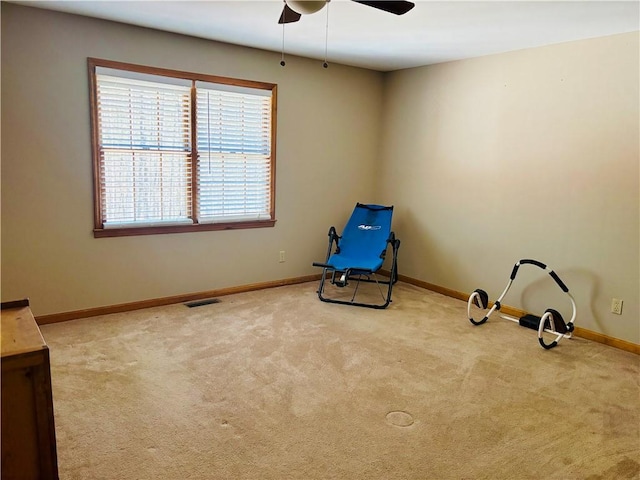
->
[279, 250, 285, 263]
[611, 298, 623, 315]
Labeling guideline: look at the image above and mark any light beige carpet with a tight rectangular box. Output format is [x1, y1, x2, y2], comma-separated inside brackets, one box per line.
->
[40, 281, 639, 479]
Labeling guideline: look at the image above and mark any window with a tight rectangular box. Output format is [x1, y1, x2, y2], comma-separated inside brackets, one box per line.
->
[88, 58, 277, 237]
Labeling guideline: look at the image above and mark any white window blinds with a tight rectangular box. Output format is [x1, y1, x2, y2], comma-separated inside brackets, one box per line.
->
[196, 83, 272, 222]
[91, 60, 275, 236]
[96, 73, 192, 226]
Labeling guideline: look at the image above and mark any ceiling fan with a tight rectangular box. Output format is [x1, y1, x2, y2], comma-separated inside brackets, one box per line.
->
[278, 0, 416, 24]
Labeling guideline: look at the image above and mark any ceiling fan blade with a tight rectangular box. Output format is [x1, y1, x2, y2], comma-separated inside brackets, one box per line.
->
[351, 1, 415, 16]
[278, 4, 302, 24]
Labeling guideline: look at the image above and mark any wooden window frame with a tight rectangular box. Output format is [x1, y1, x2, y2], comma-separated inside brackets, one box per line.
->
[88, 58, 277, 238]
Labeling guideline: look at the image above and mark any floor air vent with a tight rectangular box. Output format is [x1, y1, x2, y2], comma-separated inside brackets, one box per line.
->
[184, 298, 221, 308]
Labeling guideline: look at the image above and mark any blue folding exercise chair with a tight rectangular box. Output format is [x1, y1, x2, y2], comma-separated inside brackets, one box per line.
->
[312, 203, 400, 309]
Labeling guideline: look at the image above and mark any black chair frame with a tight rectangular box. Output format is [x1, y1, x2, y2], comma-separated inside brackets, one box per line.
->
[313, 226, 400, 309]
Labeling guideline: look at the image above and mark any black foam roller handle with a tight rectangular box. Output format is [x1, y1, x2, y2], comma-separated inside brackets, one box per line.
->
[520, 259, 547, 269]
[469, 316, 488, 326]
[548, 270, 569, 292]
[539, 338, 558, 349]
[510, 264, 519, 280]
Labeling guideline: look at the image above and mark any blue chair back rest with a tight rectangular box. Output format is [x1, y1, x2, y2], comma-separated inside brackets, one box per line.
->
[338, 204, 393, 262]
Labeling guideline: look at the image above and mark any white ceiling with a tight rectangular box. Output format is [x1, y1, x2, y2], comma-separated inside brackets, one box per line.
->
[13, 0, 640, 71]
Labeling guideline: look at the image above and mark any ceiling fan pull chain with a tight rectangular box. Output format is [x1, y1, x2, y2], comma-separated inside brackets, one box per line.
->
[323, 0, 329, 68]
[280, 22, 286, 66]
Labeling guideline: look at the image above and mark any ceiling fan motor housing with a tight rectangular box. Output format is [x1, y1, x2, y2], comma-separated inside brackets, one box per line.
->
[285, 0, 328, 15]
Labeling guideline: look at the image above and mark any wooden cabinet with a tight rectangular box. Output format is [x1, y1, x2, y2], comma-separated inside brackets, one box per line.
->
[1, 299, 59, 480]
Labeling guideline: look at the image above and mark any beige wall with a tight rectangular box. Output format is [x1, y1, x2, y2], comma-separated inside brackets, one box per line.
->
[379, 32, 639, 344]
[1, 4, 383, 315]
[2, 4, 638, 345]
